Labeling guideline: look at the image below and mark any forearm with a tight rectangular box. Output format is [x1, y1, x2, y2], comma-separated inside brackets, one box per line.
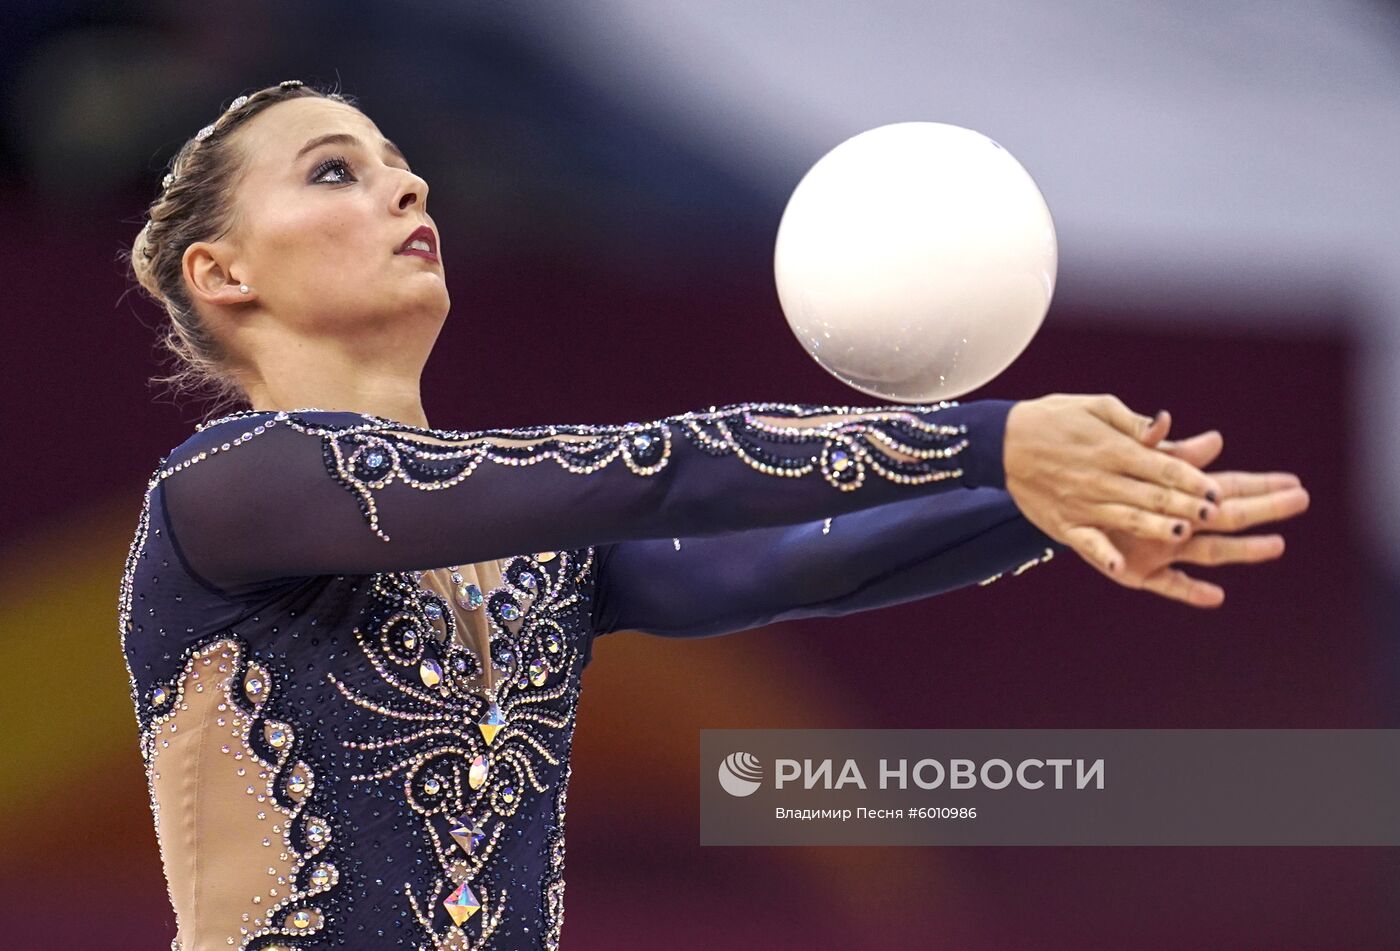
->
[767, 491, 1062, 623]
[590, 486, 1063, 639]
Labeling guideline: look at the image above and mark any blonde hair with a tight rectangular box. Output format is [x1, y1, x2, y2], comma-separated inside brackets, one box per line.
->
[124, 81, 359, 414]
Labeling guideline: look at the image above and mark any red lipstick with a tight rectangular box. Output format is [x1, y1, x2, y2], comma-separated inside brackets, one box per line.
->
[396, 225, 439, 262]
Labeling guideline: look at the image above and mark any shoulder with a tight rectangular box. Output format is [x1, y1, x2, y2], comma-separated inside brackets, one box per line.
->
[159, 409, 379, 475]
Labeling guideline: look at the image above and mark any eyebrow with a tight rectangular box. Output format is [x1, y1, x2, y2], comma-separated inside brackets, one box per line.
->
[294, 132, 408, 165]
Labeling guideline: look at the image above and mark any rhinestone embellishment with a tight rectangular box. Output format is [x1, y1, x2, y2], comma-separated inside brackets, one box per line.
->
[444, 880, 481, 925]
[478, 702, 506, 745]
[419, 658, 443, 688]
[456, 583, 483, 610]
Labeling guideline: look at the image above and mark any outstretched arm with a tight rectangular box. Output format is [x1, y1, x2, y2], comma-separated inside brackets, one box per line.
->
[589, 486, 1064, 640]
[158, 399, 1018, 595]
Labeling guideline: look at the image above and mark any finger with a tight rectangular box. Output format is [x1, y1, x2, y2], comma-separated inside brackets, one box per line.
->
[1157, 430, 1224, 470]
[1063, 524, 1127, 578]
[1097, 473, 1221, 527]
[1084, 502, 1204, 544]
[1174, 533, 1285, 567]
[1114, 437, 1224, 502]
[1089, 396, 1162, 443]
[1138, 409, 1172, 447]
[1211, 470, 1303, 499]
[1213, 487, 1311, 532]
[1138, 566, 1225, 608]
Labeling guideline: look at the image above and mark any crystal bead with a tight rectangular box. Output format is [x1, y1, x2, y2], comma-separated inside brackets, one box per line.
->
[545, 632, 562, 654]
[449, 816, 486, 854]
[529, 659, 548, 686]
[365, 450, 386, 469]
[520, 572, 536, 591]
[288, 771, 308, 795]
[500, 785, 516, 804]
[456, 583, 483, 610]
[533, 551, 557, 562]
[423, 602, 443, 621]
[152, 686, 168, 706]
[403, 631, 417, 650]
[469, 754, 488, 789]
[424, 776, 441, 795]
[305, 820, 328, 845]
[266, 725, 289, 749]
[291, 910, 311, 929]
[309, 865, 332, 888]
[443, 880, 481, 925]
[500, 601, 521, 621]
[831, 449, 851, 472]
[419, 658, 443, 688]
[478, 702, 505, 745]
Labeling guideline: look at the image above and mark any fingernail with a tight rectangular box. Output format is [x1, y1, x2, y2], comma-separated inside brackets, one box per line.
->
[1205, 490, 1219, 504]
[1172, 522, 1185, 537]
[1198, 505, 1209, 520]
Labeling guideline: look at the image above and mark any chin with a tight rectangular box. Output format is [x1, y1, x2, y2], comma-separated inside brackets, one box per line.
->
[427, 288, 451, 320]
[392, 283, 451, 319]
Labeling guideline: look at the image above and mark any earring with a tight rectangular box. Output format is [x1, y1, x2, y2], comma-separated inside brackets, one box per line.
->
[238, 284, 250, 295]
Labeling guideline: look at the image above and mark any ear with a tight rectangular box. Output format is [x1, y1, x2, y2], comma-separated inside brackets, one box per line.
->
[183, 240, 253, 306]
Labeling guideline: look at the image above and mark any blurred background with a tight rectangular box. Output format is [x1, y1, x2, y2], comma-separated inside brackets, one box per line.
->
[1, 0, 1397, 947]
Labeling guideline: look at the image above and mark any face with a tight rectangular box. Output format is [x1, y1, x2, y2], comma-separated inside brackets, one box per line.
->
[197, 97, 448, 344]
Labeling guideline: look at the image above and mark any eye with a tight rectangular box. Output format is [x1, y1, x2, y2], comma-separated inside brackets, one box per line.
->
[310, 155, 356, 185]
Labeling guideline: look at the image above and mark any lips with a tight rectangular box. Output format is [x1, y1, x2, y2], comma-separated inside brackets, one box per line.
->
[396, 225, 439, 262]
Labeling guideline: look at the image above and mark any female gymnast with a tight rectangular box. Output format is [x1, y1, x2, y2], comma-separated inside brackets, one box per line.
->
[118, 81, 1310, 950]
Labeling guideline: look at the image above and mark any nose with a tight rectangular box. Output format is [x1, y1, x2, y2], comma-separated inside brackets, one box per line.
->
[393, 168, 430, 214]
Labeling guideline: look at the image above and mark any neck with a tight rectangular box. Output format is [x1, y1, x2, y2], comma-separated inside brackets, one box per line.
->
[236, 328, 434, 429]
[247, 387, 431, 429]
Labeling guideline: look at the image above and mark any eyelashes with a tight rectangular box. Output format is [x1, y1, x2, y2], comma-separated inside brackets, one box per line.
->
[310, 155, 355, 185]
[309, 155, 417, 186]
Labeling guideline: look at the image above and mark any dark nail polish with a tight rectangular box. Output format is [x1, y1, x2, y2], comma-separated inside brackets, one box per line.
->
[1173, 522, 1185, 536]
[1198, 506, 1209, 520]
[1205, 490, 1219, 504]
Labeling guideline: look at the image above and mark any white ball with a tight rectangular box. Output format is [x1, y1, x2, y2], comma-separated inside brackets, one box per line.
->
[774, 121, 1057, 402]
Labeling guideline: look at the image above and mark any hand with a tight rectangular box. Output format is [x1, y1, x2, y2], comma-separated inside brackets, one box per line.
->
[1092, 410, 1310, 607]
[1004, 394, 1225, 575]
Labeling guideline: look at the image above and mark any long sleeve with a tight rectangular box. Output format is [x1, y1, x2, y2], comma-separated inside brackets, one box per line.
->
[157, 399, 1019, 595]
[589, 487, 1065, 640]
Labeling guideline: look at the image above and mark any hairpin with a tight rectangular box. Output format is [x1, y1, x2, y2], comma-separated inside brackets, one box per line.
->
[165, 81, 305, 190]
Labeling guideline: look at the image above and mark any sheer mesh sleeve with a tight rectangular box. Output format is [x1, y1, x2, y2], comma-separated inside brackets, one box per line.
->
[157, 400, 1018, 594]
[590, 487, 1064, 640]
